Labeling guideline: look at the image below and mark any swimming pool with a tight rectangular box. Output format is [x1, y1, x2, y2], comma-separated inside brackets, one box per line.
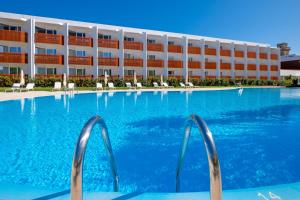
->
[0, 88, 299, 196]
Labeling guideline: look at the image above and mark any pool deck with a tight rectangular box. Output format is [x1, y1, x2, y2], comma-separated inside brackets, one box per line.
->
[0, 86, 283, 102]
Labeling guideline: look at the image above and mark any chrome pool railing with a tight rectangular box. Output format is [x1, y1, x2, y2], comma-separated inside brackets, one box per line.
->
[70, 116, 119, 200]
[175, 114, 222, 200]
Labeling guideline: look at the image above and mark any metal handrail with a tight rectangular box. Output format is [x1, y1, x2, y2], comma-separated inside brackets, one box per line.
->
[70, 116, 119, 200]
[175, 114, 222, 200]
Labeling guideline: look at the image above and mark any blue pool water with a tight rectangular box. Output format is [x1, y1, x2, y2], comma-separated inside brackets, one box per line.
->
[0, 88, 300, 193]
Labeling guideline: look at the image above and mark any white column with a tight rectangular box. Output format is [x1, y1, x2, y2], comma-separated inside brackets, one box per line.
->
[255, 45, 260, 80]
[230, 42, 235, 79]
[92, 26, 98, 79]
[63, 23, 69, 76]
[243, 44, 248, 78]
[200, 39, 205, 79]
[182, 36, 188, 83]
[142, 32, 147, 80]
[118, 29, 124, 78]
[267, 47, 271, 80]
[216, 40, 221, 78]
[163, 34, 168, 78]
[25, 18, 35, 78]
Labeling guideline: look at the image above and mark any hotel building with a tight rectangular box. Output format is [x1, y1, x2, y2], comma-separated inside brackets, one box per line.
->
[0, 12, 280, 81]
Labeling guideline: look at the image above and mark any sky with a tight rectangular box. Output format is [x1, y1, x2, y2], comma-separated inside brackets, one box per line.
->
[1, 0, 299, 54]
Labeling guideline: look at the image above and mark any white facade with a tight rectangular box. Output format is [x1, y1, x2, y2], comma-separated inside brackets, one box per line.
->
[0, 12, 281, 81]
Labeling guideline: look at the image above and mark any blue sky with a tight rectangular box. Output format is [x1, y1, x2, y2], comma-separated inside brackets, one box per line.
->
[1, 0, 300, 54]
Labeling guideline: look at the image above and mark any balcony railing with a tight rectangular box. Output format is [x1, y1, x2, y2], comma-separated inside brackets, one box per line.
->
[98, 58, 119, 66]
[168, 75, 182, 80]
[69, 75, 93, 79]
[168, 60, 182, 68]
[235, 63, 244, 70]
[247, 64, 256, 70]
[188, 46, 201, 54]
[205, 62, 217, 69]
[147, 59, 164, 68]
[168, 45, 182, 53]
[271, 54, 278, 60]
[260, 64, 268, 71]
[0, 52, 27, 63]
[206, 75, 217, 79]
[247, 51, 256, 59]
[259, 53, 267, 59]
[69, 56, 93, 65]
[124, 75, 143, 80]
[147, 43, 164, 52]
[35, 54, 64, 65]
[69, 36, 93, 47]
[235, 50, 244, 58]
[248, 76, 257, 79]
[220, 49, 231, 57]
[124, 58, 143, 67]
[205, 48, 216, 56]
[271, 65, 278, 71]
[220, 63, 231, 70]
[0, 30, 27, 42]
[188, 61, 201, 69]
[124, 41, 143, 51]
[271, 76, 279, 80]
[98, 39, 119, 49]
[260, 76, 268, 80]
[35, 33, 64, 45]
[190, 75, 201, 79]
[35, 74, 63, 79]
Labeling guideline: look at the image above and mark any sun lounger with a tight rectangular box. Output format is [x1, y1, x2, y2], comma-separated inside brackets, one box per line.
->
[136, 82, 143, 88]
[67, 83, 75, 91]
[126, 82, 133, 89]
[22, 83, 35, 92]
[52, 82, 62, 91]
[179, 82, 186, 87]
[153, 82, 159, 88]
[96, 83, 103, 90]
[108, 82, 115, 89]
[5, 83, 21, 92]
[187, 82, 195, 87]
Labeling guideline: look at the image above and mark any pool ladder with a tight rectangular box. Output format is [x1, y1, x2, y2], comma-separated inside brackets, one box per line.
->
[70, 115, 222, 200]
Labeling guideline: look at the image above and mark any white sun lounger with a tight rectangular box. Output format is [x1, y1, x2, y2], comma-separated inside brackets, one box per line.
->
[67, 83, 75, 91]
[136, 82, 143, 88]
[5, 83, 21, 92]
[187, 82, 195, 87]
[126, 82, 133, 89]
[52, 82, 62, 91]
[162, 82, 169, 87]
[108, 82, 115, 89]
[96, 83, 103, 90]
[153, 82, 159, 88]
[22, 83, 35, 92]
[179, 82, 186, 87]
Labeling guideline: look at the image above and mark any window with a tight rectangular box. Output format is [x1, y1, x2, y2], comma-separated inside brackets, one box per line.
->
[76, 69, 85, 76]
[69, 31, 85, 37]
[188, 71, 193, 76]
[46, 29, 57, 34]
[205, 71, 208, 76]
[147, 39, 155, 44]
[0, 45, 8, 52]
[124, 36, 134, 42]
[98, 69, 112, 76]
[69, 68, 76, 75]
[0, 66, 9, 74]
[124, 53, 133, 59]
[47, 68, 57, 75]
[0, 24, 21, 31]
[168, 71, 175, 76]
[188, 43, 193, 47]
[46, 49, 57, 55]
[148, 55, 155, 60]
[36, 27, 57, 34]
[168, 56, 174, 60]
[99, 52, 112, 58]
[9, 47, 21, 53]
[69, 50, 86, 57]
[205, 44, 209, 48]
[99, 34, 111, 39]
[9, 67, 21, 75]
[37, 67, 46, 75]
[124, 69, 134, 76]
[148, 70, 155, 76]
[188, 57, 193, 61]
[168, 41, 175, 45]
[36, 48, 56, 55]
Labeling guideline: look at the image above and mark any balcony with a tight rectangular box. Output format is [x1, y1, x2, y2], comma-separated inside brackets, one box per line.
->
[0, 30, 27, 42]
[205, 48, 216, 56]
[168, 60, 182, 68]
[205, 62, 217, 69]
[69, 36, 93, 47]
[271, 54, 278, 60]
[247, 51, 256, 59]
[168, 45, 182, 53]
[220, 63, 231, 70]
[35, 74, 63, 79]
[206, 75, 217, 79]
[124, 58, 143, 67]
[235, 50, 244, 58]
[271, 65, 278, 71]
[147, 59, 164, 68]
[260, 53, 267, 59]
[188, 61, 201, 69]
[98, 39, 119, 49]
[188, 46, 201, 54]
[124, 41, 143, 51]
[35, 54, 64, 65]
[260, 64, 268, 71]
[271, 76, 279, 80]
[260, 76, 268, 80]
[124, 75, 143, 80]
[220, 49, 231, 57]
[168, 75, 182, 80]
[0, 52, 27, 63]
[147, 43, 164, 52]
[248, 76, 257, 79]
[69, 75, 93, 79]
[69, 56, 93, 65]
[98, 58, 119, 66]
[35, 33, 64, 45]
[235, 63, 244, 70]
[247, 64, 256, 70]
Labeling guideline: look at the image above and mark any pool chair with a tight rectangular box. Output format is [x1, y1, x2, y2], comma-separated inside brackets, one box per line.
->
[52, 82, 62, 91]
[5, 83, 21, 93]
[153, 82, 159, 88]
[67, 83, 75, 92]
[125, 82, 133, 89]
[179, 82, 186, 87]
[96, 83, 103, 90]
[108, 82, 115, 89]
[136, 82, 143, 88]
[22, 83, 35, 92]
[187, 82, 195, 87]
[162, 82, 173, 88]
